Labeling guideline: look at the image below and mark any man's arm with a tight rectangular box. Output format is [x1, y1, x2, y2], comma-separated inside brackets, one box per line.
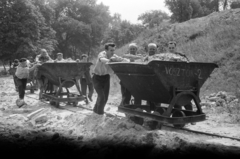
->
[123, 54, 143, 60]
[35, 55, 40, 63]
[99, 57, 110, 63]
[110, 54, 130, 62]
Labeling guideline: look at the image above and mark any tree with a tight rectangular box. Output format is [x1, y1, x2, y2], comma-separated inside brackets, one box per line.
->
[49, 0, 111, 58]
[0, 0, 56, 61]
[138, 10, 170, 28]
[165, 0, 221, 22]
[230, 0, 240, 9]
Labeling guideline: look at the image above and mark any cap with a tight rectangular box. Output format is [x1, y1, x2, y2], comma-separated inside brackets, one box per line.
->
[14, 59, 19, 63]
[168, 41, 177, 46]
[19, 58, 27, 62]
[148, 43, 157, 48]
[129, 43, 137, 48]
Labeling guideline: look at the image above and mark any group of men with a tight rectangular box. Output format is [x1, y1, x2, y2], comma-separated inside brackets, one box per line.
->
[12, 41, 191, 118]
[91, 41, 189, 116]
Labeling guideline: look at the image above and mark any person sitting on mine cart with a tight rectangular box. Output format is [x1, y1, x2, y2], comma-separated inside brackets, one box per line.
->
[120, 43, 142, 106]
[166, 41, 191, 62]
[35, 49, 53, 64]
[54, 53, 65, 62]
[15, 58, 37, 108]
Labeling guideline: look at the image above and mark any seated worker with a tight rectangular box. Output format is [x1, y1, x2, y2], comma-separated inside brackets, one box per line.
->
[120, 43, 142, 106]
[35, 49, 53, 64]
[143, 43, 158, 62]
[166, 41, 191, 62]
[15, 58, 37, 107]
[54, 53, 65, 62]
[80, 54, 94, 102]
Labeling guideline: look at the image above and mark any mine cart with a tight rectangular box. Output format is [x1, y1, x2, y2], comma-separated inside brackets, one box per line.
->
[108, 60, 218, 129]
[9, 67, 37, 93]
[37, 62, 92, 107]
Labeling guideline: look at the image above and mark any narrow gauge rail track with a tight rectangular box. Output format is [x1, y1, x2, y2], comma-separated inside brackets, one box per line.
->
[25, 94, 240, 142]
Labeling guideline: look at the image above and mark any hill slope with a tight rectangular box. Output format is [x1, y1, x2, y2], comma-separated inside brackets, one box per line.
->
[115, 8, 240, 97]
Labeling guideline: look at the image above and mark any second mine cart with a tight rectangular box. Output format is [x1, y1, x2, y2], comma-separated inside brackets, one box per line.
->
[36, 62, 92, 107]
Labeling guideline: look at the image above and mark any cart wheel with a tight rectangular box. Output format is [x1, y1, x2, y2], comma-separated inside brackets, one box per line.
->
[146, 111, 160, 130]
[73, 101, 78, 107]
[172, 110, 186, 128]
[50, 101, 56, 106]
[130, 108, 144, 126]
[30, 89, 34, 94]
[55, 102, 60, 108]
[155, 107, 166, 115]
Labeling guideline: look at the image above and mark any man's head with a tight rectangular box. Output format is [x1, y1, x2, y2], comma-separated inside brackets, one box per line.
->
[168, 41, 177, 53]
[129, 43, 138, 55]
[40, 49, 48, 57]
[14, 59, 19, 63]
[19, 58, 28, 67]
[147, 43, 157, 56]
[81, 54, 88, 62]
[57, 53, 63, 60]
[105, 43, 116, 58]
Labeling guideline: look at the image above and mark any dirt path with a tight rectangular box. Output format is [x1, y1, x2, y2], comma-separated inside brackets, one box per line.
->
[1, 76, 240, 158]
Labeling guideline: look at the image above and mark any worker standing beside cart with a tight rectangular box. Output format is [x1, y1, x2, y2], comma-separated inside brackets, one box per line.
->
[80, 54, 94, 102]
[92, 42, 129, 115]
[120, 43, 143, 106]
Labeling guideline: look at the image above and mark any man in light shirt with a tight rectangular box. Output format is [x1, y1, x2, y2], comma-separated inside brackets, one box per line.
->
[92, 42, 129, 115]
[120, 43, 142, 106]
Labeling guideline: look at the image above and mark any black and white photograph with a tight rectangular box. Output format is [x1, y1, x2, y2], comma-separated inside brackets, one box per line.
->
[0, 0, 240, 158]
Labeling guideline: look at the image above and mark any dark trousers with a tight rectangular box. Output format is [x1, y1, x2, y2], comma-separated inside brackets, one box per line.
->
[120, 81, 141, 105]
[92, 74, 110, 115]
[16, 78, 27, 99]
[80, 78, 94, 98]
[13, 75, 18, 90]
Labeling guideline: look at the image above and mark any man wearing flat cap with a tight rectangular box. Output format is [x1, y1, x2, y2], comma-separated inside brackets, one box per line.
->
[120, 43, 142, 106]
[55, 53, 65, 62]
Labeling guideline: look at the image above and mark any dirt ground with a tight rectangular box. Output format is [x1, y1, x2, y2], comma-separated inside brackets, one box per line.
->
[1, 75, 240, 158]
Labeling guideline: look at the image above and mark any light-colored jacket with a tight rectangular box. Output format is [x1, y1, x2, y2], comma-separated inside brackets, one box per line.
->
[93, 51, 129, 76]
[15, 66, 29, 79]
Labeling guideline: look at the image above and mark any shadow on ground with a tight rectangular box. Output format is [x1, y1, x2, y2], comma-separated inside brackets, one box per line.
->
[0, 132, 239, 159]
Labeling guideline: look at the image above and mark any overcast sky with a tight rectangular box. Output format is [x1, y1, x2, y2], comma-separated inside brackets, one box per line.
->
[97, 0, 171, 24]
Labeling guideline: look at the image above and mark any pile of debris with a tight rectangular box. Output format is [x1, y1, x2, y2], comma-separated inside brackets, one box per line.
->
[200, 91, 239, 108]
[147, 52, 189, 62]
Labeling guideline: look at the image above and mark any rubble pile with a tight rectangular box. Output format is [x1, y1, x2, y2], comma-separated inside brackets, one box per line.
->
[201, 91, 239, 108]
[147, 53, 189, 62]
